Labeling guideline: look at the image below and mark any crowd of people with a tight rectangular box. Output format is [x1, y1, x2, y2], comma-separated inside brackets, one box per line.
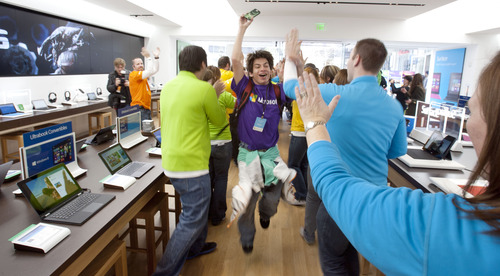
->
[103, 13, 500, 276]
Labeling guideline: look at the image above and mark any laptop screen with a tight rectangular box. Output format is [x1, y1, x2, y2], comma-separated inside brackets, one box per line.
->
[0, 103, 17, 114]
[87, 92, 97, 100]
[32, 99, 48, 109]
[22, 133, 77, 178]
[98, 143, 132, 174]
[17, 163, 82, 214]
[118, 111, 141, 141]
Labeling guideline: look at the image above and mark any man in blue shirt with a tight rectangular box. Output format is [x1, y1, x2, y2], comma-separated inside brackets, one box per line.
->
[283, 28, 407, 275]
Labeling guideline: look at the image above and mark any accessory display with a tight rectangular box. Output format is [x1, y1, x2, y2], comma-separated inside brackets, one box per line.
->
[96, 87, 102, 95]
[304, 121, 326, 135]
[64, 91, 71, 101]
[48, 92, 57, 103]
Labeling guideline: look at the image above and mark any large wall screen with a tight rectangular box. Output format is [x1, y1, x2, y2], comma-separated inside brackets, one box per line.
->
[0, 3, 144, 76]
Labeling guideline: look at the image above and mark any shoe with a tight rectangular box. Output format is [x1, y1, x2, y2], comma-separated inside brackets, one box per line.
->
[187, 242, 217, 260]
[299, 227, 315, 245]
[211, 216, 226, 226]
[260, 217, 270, 229]
[242, 244, 253, 254]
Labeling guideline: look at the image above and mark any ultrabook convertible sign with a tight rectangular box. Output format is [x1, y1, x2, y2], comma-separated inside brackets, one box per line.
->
[23, 122, 73, 147]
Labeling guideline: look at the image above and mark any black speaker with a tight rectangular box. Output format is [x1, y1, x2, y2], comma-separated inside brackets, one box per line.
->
[64, 91, 71, 101]
[96, 87, 102, 96]
[48, 92, 57, 103]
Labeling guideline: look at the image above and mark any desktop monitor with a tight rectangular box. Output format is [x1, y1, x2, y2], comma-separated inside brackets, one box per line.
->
[20, 132, 87, 179]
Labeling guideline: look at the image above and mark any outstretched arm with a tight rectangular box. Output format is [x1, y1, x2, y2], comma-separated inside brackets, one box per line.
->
[283, 28, 305, 99]
[141, 47, 160, 79]
[231, 15, 253, 86]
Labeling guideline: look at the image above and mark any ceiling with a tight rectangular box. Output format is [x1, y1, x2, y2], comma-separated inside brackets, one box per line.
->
[84, 0, 456, 27]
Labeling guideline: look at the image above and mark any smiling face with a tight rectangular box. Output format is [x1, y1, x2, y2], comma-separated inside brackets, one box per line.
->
[249, 57, 271, 85]
[132, 58, 144, 71]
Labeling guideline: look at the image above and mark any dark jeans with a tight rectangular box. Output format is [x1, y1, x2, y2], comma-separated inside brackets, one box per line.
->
[317, 202, 359, 276]
[287, 135, 308, 200]
[209, 142, 232, 222]
[140, 106, 152, 120]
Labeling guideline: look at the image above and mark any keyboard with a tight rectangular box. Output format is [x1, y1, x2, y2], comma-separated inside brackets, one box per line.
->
[50, 193, 99, 219]
[118, 162, 147, 176]
[406, 149, 439, 160]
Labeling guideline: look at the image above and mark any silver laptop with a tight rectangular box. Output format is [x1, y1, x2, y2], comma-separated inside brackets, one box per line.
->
[117, 111, 147, 149]
[98, 143, 154, 178]
[87, 92, 103, 101]
[17, 163, 115, 225]
[32, 99, 58, 111]
[398, 131, 465, 170]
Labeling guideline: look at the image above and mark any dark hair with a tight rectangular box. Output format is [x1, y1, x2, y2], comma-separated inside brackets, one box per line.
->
[202, 65, 221, 83]
[320, 65, 340, 83]
[218, 56, 230, 69]
[246, 50, 274, 75]
[409, 73, 423, 96]
[333, 69, 349, 85]
[353, 38, 387, 74]
[454, 51, 500, 236]
[179, 45, 207, 73]
[404, 75, 413, 83]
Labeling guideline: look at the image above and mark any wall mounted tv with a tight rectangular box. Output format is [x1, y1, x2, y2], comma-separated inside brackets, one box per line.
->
[0, 3, 144, 76]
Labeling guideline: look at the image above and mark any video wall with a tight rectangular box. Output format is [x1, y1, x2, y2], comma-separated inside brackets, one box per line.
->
[0, 3, 144, 76]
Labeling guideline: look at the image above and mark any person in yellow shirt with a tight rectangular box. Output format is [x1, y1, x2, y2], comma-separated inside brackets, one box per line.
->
[218, 56, 235, 97]
[129, 47, 160, 120]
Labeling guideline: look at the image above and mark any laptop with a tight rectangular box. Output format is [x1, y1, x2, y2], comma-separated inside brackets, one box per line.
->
[98, 143, 154, 178]
[397, 131, 465, 170]
[87, 92, 103, 101]
[32, 99, 58, 111]
[0, 161, 13, 187]
[86, 125, 116, 145]
[17, 163, 115, 225]
[152, 128, 161, 147]
[0, 103, 28, 118]
[117, 111, 147, 149]
[75, 138, 87, 152]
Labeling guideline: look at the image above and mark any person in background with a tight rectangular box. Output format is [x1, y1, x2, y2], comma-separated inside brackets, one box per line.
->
[106, 58, 131, 113]
[202, 65, 236, 226]
[319, 65, 340, 84]
[390, 75, 412, 112]
[406, 73, 426, 116]
[153, 46, 226, 276]
[284, 28, 407, 275]
[129, 47, 160, 120]
[294, 51, 500, 276]
[378, 70, 387, 89]
[218, 56, 235, 96]
[333, 69, 349, 85]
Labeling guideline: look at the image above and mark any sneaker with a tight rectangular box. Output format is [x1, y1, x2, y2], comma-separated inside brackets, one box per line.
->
[299, 227, 315, 245]
[187, 242, 217, 260]
[260, 217, 270, 229]
[242, 244, 253, 254]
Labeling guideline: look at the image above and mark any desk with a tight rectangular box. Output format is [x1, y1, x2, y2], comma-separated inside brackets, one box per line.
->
[388, 143, 477, 192]
[0, 101, 111, 135]
[0, 136, 167, 275]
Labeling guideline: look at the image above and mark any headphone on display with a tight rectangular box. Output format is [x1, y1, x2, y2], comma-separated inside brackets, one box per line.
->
[96, 87, 102, 96]
[48, 92, 57, 103]
[64, 91, 71, 101]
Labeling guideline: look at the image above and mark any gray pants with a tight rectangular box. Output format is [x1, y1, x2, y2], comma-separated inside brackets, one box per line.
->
[238, 181, 284, 247]
[303, 167, 321, 241]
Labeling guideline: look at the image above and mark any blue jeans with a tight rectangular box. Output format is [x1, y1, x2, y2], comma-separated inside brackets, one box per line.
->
[153, 174, 211, 276]
[317, 202, 359, 276]
[238, 181, 283, 247]
[209, 142, 232, 222]
[140, 106, 152, 120]
[287, 135, 308, 200]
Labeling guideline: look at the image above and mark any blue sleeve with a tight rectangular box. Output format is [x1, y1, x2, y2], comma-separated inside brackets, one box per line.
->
[308, 141, 433, 275]
[283, 78, 298, 100]
[387, 116, 408, 159]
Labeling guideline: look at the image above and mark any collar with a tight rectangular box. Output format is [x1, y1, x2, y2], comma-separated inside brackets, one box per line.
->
[179, 71, 198, 79]
[350, 75, 378, 85]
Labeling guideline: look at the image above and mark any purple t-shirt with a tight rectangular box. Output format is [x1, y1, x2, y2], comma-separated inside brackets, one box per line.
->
[232, 75, 285, 150]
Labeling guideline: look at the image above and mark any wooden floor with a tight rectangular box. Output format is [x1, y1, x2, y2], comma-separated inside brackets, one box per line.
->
[124, 117, 379, 276]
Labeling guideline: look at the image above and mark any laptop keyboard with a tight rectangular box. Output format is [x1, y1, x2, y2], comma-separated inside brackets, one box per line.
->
[50, 193, 99, 219]
[407, 149, 439, 160]
[118, 162, 146, 176]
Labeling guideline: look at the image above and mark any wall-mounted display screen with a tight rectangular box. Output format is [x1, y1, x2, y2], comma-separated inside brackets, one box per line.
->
[0, 3, 144, 76]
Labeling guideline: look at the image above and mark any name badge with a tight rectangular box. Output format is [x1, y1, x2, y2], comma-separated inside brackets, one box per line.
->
[253, 117, 267, 132]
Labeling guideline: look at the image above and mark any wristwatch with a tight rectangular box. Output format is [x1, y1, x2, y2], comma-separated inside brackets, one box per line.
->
[304, 121, 326, 135]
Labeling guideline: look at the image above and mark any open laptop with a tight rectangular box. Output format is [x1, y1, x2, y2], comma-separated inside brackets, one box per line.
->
[397, 131, 465, 170]
[117, 111, 147, 149]
[17, 163, 115, 225]
[0, 161, 13, 187]
[87, 92, 103, 101]
[0, 103, 28, 118]
[98, 143, 154, 178]
[152, 128, 161, 147]
[86, 125, 116, 145]
[32, 99, 58, 111]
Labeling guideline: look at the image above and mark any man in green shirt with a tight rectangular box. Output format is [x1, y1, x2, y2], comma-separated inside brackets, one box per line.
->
[153, 45, 226, 276]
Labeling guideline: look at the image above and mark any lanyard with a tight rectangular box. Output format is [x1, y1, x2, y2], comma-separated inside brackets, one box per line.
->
[261, 83, 270, 118]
